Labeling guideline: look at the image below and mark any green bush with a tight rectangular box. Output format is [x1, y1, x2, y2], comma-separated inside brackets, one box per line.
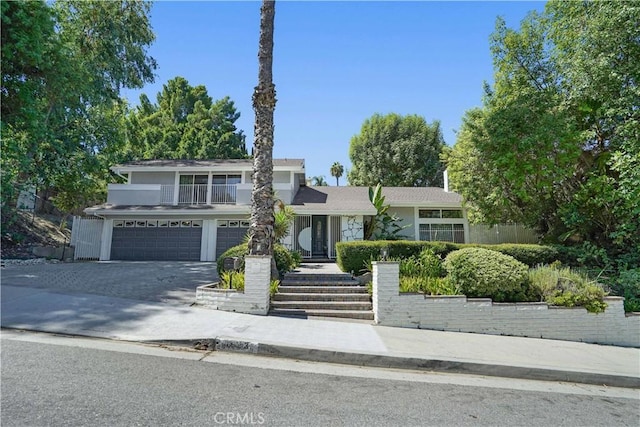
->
[528, 264, 608, 313]
[336, 240, 458, 274]
[418, 248, 443, 278]
[216, 243, 298, 276]
[443, 248, 529, 302]
[216, 244, 247, 274]
[457, 243, 559, 267]
[606, 268, 640, 312]
[219, 271, 245, 291]
[269, 279, 280, 297]
[336, 240, 558, 274]
[399, 275, 458, 295]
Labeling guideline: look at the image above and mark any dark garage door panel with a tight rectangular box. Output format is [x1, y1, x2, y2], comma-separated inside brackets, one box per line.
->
[111, 227, 202, 261]
[216, 227, 249, 259]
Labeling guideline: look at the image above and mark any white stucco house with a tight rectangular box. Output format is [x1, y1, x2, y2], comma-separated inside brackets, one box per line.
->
[83, 158, 468, 261]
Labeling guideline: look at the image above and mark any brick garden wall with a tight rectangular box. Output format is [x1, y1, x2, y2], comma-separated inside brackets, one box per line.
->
[196, 256, 271, 315]
[372, 262, 640, 347]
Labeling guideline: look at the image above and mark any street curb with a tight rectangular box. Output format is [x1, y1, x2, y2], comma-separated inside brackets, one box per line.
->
[153, 337, 640, 389]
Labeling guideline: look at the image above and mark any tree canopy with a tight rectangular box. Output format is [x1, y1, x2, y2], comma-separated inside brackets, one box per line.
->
[1, 0, 157, 217]
[125, 76, 247, 160]
[348, 113, 445, 187]
[444, 0, 639, 255]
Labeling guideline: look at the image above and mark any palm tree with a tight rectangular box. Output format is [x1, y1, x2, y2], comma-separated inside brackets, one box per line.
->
[330, 161, 344, 186]
[248, 0, 276, 257]
[311, 176, 328, 186]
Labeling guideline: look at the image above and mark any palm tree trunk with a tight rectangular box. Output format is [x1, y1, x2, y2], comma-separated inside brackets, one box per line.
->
[249, 0, 276, 259]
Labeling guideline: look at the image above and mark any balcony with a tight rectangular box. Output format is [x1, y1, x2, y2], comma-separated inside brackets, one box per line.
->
[161, 184, 237, 205]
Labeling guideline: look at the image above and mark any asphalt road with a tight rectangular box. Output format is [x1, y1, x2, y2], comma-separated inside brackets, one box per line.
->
[2, 331, 639, 427]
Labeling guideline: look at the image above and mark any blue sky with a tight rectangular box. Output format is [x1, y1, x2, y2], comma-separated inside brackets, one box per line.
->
[124, 1, 546, 183]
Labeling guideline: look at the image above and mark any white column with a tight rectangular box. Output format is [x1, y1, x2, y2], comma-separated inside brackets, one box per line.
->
[173, 172, 180, 205]
[206, 171, 212, 205]
[99, 219, 114, 261]
[243, 256, 272, 315]
[372, 261, 399, 325]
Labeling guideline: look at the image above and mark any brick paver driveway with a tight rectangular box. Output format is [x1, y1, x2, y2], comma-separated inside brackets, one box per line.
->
[0, 261, 218, 305]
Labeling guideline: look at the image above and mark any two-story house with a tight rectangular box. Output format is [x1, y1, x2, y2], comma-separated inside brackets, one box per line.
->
[84, 158, 468, 262]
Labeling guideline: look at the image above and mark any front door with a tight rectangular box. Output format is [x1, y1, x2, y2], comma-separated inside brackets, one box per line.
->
[311, 215, 327, 258]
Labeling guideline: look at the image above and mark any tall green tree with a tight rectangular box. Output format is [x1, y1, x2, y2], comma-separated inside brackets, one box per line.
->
[125, 76, 247, 160]
[1, 0, 157, 219]
[330, 162, 344, 186]
[446, 1, 639, 254]
[348, 113, 445, 187]
[248, 0, 276, 259]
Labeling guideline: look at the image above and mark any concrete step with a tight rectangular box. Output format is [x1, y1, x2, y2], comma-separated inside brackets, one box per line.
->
[280, 279, 362, 287]
[269, 309, 375, 321]
[276, 285, 369, 294]
[270, 301, 373, 311]
[284, 273, 354, 282]
[272, 293, 371, 302]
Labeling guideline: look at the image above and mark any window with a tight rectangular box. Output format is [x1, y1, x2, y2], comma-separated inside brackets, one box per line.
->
[211, 174, 240, 204]
[212, 174, 241, 185]
[179, 174, 208, 204]
[419, 209, 463, 219]
[419, 223, 465, 243]
[442, 210, 463, 219]
[419, 209, 441, 219]
[180, 174, 208, 185]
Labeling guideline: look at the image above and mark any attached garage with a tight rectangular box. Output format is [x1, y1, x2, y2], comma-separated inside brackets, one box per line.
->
[215, 220, 250, 259]
[111, 219, 202, 261]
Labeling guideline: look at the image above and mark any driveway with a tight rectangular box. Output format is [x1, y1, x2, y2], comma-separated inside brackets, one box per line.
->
[0, 261, 219, 305]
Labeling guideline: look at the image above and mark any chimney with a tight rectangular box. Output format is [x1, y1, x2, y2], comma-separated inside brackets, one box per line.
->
[443, 169, 449, 192]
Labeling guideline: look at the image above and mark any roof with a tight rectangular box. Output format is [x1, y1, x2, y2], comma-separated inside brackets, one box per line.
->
[84, 204, 250, 216]
[111, 158, 305, 172]
[291, 186, 462, 214]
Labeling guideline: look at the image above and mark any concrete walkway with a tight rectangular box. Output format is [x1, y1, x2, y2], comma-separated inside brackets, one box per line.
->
[2, 260, 639, 388]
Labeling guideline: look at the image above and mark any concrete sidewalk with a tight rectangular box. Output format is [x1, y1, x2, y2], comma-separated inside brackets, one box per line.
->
[1, 284, 639, 388]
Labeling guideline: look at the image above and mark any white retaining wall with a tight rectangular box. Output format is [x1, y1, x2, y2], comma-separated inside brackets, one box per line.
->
[196, 256, 271, 315]
[372, 262, 640, 347]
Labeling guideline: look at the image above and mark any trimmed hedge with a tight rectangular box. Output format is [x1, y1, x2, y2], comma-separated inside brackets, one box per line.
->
[443, 248, 530, 302]
[336, 240, 559, 274]
[216, 243, 297, 276]
[336, 240, 458, 274]
[459, 243, 559, 267]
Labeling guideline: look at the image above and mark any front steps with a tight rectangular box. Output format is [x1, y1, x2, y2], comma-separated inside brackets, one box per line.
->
[270, 273, 374, 321]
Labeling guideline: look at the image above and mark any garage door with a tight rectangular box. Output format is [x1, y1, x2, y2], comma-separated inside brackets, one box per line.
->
[216, 220, 250, 259]
[111, 219, 202, 261]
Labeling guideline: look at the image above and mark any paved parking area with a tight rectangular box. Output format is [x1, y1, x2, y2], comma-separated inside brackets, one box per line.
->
[0, 261, 219, 305]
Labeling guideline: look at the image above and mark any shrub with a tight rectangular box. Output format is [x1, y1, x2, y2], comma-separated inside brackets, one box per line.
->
[443, 248, 529, 302]
[273, 244, 297, 275]
[336, 240, 458, 274]
[216, 244, 247, 274]
[399, 275, 458, 295]
[604, 268, 640, 312]
[336, 240, 558, 274]
[418, 248, 443, 278]
[528, 264, 608, 313]
[219, 271, 245, 291]
[216, 243, 298, 276]
[457, 243, 559, 267]
[423, 276, 458, 296]
[269, 279, 280, 297]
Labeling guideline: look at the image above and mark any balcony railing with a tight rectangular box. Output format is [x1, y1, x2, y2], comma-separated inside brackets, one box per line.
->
[160, 184, 237, 205]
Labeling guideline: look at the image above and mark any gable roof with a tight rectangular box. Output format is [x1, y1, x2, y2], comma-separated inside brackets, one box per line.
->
[291, 186, 462, 214]
[111, 158, 305, 173]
